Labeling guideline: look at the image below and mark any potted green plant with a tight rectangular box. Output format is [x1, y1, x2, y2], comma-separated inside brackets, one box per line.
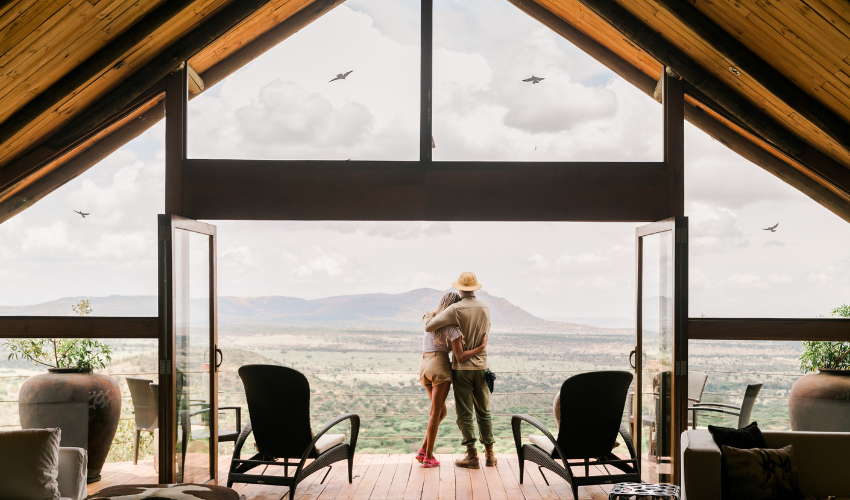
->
[4, 299, 121, 483]
[788, 304, 850, 432]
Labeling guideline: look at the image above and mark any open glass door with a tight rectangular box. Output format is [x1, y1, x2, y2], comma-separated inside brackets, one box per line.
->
[158, 215, 219, 484]
[633, 217, 687, 485]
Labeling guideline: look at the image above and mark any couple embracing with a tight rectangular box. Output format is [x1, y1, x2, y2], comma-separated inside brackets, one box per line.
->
[416, 272, 495, 469]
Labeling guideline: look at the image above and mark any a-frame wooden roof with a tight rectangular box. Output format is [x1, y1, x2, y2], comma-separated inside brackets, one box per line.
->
[1, 0, 850, 223]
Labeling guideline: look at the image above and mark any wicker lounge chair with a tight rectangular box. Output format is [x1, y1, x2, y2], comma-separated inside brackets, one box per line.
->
[687, 372, 708, 428]
[689, 382, 762, 429]
[512, 371, 639, 499]
[227, 365, 359, 499]
[126, 377, 158, 466]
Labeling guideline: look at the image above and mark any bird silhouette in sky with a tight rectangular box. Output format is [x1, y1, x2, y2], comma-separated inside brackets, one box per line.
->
[523, 76, 544, 84]
[74, 210, 90, 218]
[329, 71, 353, 82]
[762, 223, 778, 232]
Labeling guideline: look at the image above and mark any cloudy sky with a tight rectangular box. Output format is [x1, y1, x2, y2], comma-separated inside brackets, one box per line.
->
[1, 0, 849, 322]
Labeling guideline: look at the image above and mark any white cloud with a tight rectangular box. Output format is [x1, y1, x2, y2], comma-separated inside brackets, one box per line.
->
[21, 221, 76, 254]
[293, 249, 347, 278]
[527, 254, 549, 271]
[724, 274, 769, 290]
[555, 255, 573, 267]
[79, 232, 150, 259]
[2, 0, 850, 323]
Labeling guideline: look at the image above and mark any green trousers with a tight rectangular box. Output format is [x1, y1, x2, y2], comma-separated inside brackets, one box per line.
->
[452, 369, 495, 447]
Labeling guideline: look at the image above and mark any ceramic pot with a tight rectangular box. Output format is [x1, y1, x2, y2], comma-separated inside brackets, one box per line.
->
[18, 368, 122, 483]
[788, 369, 850, 431]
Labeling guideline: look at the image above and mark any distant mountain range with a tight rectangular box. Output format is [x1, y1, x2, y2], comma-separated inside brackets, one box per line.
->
[0, 289, 632, 335]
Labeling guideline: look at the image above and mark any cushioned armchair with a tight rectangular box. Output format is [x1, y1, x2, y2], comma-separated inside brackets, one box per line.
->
[227, 365, 359, 500]
[513, 371, 639, 500]
[681, 429, 850, 500]
[0, 428, 87, 500]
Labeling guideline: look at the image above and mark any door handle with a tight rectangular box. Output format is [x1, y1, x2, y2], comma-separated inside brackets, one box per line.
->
[215, 347, 223, 372]
[629, 349, 637, 369]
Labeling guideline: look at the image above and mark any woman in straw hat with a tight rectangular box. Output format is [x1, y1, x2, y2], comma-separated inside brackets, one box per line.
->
[417, 291, 489, 468]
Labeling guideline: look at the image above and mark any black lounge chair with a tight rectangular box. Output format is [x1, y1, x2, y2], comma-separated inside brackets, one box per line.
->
[227, 365, 359, 499]
[689, 382, 762, 429]
[512, 371, 639, 499]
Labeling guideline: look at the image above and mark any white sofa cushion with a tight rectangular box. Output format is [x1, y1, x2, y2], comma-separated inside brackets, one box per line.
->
[57, 448, 87, 500]
[315, 433, 345, 454]
[0, 428, 61, 500]
[529, 434, 556, 454]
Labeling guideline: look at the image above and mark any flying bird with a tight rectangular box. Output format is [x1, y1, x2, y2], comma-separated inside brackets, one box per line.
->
[329, 71, 353, 82]
[523, 76, 544, 84]
[762, 223, 778, 232]
[73, 210, 90, 218]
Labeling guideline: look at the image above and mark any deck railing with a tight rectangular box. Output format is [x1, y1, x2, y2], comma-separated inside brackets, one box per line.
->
[0, 367, 800, 460]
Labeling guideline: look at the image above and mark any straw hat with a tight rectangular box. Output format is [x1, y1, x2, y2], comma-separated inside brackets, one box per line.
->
[452, 271, 482, 291]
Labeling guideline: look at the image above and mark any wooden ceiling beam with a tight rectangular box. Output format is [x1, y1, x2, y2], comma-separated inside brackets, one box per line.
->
[0, 0, 198, 150]
[685, 98, 850, 223]
[197, 0, 346, 92]
[44, 0, 278, 151]
[508, 0, 657, 96]
[575, 0, 850, 200]
[0, 0, 276, 196]
[515, 0, 850, 219]
[652, 0, 850, 174]
[0, 81, 166, 197]
[0, 0, 344, 223]
[0, 104, 164, 224]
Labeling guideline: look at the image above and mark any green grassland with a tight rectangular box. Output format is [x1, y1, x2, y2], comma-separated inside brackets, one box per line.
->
[0, 329, 805, 462]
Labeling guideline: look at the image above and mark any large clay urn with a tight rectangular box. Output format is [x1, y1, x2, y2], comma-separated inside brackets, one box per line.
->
[18, 368, 121, 483]
[788, 369, 850, 431]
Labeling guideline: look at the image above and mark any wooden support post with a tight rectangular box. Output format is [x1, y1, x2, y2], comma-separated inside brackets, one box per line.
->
[165, 65, 188, 216]
[420, 0, 433, 163]
[664, 68, 684, 217]
[672, 216, 688, 486]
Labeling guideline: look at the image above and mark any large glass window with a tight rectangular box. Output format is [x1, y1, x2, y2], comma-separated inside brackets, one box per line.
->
[432, 0, 662, 161]
[684, 121, 850, 318]
[187, 0, 420, 161]
[0, 338, 159, 465]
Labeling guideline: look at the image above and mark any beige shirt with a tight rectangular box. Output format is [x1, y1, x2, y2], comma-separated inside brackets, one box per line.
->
[423, 294, 491, 370]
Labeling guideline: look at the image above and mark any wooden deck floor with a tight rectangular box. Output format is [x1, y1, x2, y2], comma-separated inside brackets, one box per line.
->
[90, 454, 624, 500]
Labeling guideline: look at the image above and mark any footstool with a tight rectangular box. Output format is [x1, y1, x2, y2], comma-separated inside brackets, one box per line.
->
[608, 483, 681, 500]
[86, 484, 245, 500]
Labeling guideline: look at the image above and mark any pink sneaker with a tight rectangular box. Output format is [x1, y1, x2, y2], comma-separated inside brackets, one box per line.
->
[422, 456, 440, 468]
[416, 448, 425, 463]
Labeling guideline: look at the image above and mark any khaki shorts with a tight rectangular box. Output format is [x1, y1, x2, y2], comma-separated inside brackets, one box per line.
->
[419, 351, 452, 388]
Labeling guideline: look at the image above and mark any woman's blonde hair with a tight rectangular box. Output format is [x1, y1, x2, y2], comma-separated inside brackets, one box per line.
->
[424, 292, 461, 345]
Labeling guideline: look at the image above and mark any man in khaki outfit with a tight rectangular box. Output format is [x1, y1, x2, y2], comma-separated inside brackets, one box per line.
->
[423, 271, 495, 469]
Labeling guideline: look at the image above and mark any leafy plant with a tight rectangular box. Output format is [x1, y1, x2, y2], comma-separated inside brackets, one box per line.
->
[799, 304, 850, 373]
[2, 299, 112, 372]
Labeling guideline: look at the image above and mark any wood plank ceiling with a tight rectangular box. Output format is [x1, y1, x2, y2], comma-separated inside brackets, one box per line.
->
[532, 0, 850, 213]
[614, 0, 850, 171]
[0, 0, 849, 223]
[0, 0, 320, 206]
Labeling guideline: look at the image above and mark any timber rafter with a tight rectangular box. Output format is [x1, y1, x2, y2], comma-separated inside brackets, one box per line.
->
[574, 0, 850, 202]
[0, 0, 344, 223]
[1, 0, 850, 225]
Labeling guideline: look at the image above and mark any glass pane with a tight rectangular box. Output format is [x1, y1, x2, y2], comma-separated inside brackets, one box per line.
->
[0, 338, 158, 479]
[432, 0, 661, 161]
[640, 230, 674, 483]
[187, 0, 419, 161]
[174, 229, 211, 483]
